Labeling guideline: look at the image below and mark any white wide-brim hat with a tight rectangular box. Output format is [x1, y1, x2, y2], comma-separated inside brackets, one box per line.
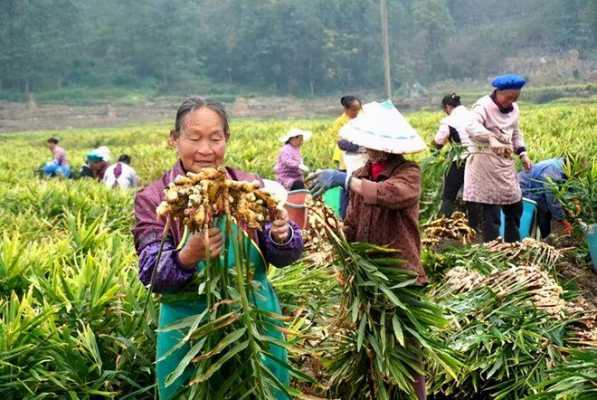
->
[261, 179, 288, 205]
[340, 100, 426, 154]
[279, 128, 312, 144]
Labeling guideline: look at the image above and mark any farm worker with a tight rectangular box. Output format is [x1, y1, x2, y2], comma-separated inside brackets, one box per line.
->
[274, 128, 311, 191]
[330, 95, 365, 218]
[103, 154, 139, 189]
[85, 148, 111, 181]
[132, 97, 303, 400]
[518, 158, 573, 237]
[432, 93, 475, 216]
[42, 137, 71, 178]
[464, 74, 533, 243]
[309, 100, 429, 399]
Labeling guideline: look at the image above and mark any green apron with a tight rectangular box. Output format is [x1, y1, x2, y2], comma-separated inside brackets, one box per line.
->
[156, 218, 289, 399]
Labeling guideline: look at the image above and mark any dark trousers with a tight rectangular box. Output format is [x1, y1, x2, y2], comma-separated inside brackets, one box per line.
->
[290, 180, 305, 191]
[339, 187, 349, 219]
[537, 207, 552, 238]
[440, 160, 465, 216]
[467, 201, 523, 243]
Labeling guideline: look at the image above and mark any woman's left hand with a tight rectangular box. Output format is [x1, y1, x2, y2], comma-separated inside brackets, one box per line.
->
[520, 153, 533, 171]
[271, 208, 291, 244]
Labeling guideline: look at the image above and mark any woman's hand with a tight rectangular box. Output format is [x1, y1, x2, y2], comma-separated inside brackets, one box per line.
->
[177, 227, 224, 269]
[271, 208, 291, 244]
[520, 153, 533, 171]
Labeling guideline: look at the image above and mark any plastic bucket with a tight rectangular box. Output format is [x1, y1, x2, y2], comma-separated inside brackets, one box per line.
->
[323, 187, 342, 217]
[586, 224, 597, 273]
[499, 198, 537, 239]
[285, 190, 311, 229]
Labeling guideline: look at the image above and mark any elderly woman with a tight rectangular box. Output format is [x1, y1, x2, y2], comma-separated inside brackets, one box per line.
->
[133, 97, 303, 399]
[465, 74, 533, 242]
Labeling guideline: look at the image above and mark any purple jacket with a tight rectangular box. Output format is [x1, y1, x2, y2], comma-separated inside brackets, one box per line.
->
[274, 144, 304, 190]
[133, 160, 304, 293]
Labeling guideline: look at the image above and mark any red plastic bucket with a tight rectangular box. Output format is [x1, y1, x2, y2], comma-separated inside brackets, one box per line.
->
[285, 189, 311, 229]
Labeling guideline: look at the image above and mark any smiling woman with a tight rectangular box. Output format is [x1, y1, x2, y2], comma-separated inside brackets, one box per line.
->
[132, 97, 304, 399]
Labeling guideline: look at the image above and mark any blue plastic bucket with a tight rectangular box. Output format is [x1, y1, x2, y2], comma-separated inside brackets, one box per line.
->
[586, 224, 597, 273]
[499, 198, 537, 239]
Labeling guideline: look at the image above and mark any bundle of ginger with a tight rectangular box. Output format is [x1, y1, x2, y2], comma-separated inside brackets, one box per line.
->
[156, 167, 279, 231]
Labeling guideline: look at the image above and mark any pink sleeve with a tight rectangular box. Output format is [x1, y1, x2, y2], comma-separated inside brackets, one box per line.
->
[54, 148, 66, 164]
[434, 123, 451, 146]
[511, 118, 526, 152]
[279, 147, 300, 169]
[466, 104, 495, 143]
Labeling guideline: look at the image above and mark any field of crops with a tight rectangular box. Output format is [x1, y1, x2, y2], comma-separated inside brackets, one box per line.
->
[0, 102, 596, 399]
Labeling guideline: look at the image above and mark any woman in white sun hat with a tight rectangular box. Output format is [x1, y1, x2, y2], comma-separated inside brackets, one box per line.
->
[274, 128, 311, 191]
[309, 100, 428, 399]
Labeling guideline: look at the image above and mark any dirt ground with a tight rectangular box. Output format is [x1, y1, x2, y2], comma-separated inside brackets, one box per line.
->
[0, 94, 437, 133]
[0, 97, 341, 133]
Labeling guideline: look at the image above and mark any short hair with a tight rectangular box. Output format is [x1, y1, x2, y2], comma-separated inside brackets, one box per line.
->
[170, 97, 230, 139]
[340, 95, 361, 109]
[118, 154, 131, 164]
[47, 137, 59, 144]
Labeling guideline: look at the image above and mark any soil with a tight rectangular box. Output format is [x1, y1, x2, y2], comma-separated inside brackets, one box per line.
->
[0, 94, 438, 134]
[0, 97, 341, 133]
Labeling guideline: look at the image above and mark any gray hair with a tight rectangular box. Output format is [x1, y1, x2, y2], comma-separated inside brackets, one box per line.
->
[171, 97, 230, 139]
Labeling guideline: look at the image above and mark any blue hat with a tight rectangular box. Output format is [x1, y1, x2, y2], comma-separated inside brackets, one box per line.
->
[491, 74, 526, 90]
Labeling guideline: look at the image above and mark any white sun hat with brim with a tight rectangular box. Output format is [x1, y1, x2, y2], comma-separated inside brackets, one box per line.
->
[279, 128, 312, 144]
[340, 100, 426, 154]
[96, 146, 112, 162]
[261, 179, 288, 205]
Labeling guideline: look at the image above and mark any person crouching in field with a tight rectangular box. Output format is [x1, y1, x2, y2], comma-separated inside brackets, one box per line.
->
[518, 158, 573, 237]
[274, 128, 311, 191]
[42, 137, 71, 178]
[103, 154, 139, 189]
[309, 101, 428, 399]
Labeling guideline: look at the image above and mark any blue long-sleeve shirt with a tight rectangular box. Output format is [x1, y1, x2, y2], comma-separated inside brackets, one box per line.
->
[518, 158, 566, 220]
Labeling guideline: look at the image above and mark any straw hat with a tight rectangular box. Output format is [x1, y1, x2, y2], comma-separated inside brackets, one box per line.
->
[279, 128, 312, 144]
[339, 100, 426, 154]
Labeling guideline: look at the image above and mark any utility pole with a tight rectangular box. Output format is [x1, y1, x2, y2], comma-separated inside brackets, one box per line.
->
[380, 0, 392, 100]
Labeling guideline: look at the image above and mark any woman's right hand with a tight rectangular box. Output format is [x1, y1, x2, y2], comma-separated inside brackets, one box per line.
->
[177, 227, 224, 269]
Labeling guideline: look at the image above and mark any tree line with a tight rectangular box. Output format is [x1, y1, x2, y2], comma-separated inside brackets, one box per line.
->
[1, 0, 595, 98]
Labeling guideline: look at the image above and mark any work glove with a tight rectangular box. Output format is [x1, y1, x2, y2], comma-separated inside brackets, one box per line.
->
[306, 169, 347, 197]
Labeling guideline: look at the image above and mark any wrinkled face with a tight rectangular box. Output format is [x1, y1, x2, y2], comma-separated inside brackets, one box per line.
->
[345, 100, 362, 119]
[496, 89, 520, 109]
[367, 149, 390, 162]
[289, 136, 303, 147]
[172, 108, 227, 173]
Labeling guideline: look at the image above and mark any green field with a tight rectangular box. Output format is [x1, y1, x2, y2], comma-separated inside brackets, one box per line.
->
[0, 102, 596, 399]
